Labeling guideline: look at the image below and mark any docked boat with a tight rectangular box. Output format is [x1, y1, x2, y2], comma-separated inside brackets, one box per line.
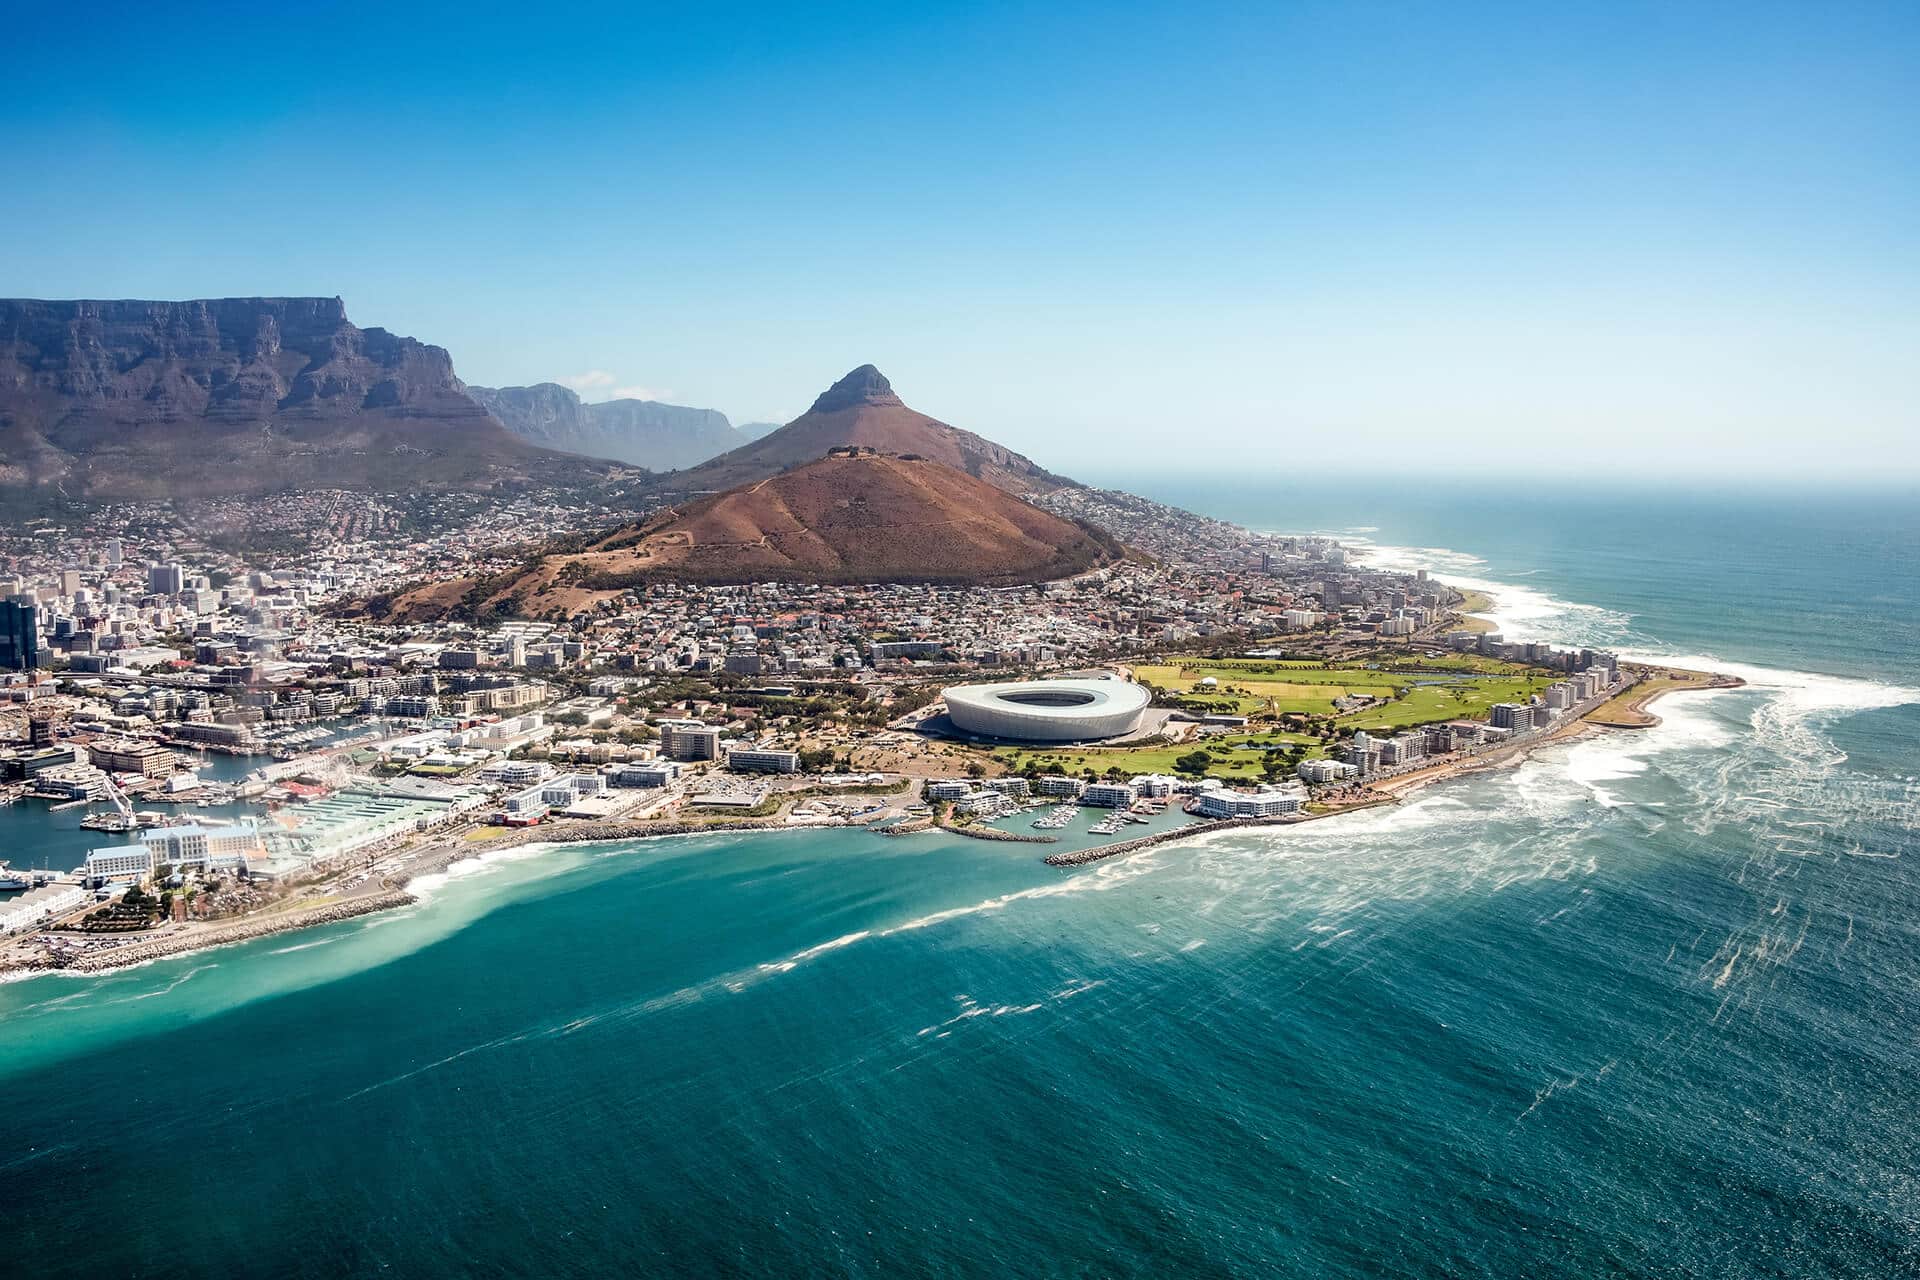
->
[1031, 804, 1078, 830]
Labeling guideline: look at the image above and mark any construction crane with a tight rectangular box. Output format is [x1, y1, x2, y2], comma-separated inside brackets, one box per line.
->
[94, 770, 139, 831]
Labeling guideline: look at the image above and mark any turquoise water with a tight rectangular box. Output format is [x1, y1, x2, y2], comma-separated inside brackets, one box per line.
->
[3, 483, 1916, 1277]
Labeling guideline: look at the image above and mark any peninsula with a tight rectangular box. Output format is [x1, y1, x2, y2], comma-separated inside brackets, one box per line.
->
[0, 353, 1740, 977]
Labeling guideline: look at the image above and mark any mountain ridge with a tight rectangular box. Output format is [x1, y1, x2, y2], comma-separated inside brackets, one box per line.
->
[469, 382, 745, 470]
[0, 297, 625, 499]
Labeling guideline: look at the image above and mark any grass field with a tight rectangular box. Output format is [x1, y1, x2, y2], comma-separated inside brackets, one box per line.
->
[1337, 679, 1547, 731]
[1373, 652, 1527, 674]
[1449, 590, 1500, 634]
[1134, 656, 1555, 728]
[1584, 667, 1722, 728]
[991, 730, 1323, 782]
[952, 654, 1560, 779]
[1133, 662, 1397, 716]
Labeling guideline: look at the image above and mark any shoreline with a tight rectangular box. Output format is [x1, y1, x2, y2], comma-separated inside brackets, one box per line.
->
[1051, 665, 1738, 864]
[15, 892, 418, 976]
[1584, 668, 1746, 728]
[2, 660, 1743, 982]
[1369, 664, 1740, 799]
[0, 816, 819, 980]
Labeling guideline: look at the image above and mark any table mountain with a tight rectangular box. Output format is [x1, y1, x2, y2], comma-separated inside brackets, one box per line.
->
[0, 297, 625, 499]
[642, 365, 1072, 498]
[469, 382, 746, 470]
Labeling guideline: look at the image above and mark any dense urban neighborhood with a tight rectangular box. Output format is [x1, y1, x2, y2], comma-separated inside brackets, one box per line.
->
[0, 474, 1716, 973]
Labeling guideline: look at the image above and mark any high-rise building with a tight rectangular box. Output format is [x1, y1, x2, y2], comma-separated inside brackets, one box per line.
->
[148, 564, 185, 595]
[1489, 703, 1534, 731]
[0, 601, 39, 671]
[657, 719, 722, 761]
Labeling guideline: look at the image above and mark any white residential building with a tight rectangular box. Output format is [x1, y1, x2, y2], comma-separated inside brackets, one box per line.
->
[1195, 786, 1304, 819]
[1081, 781, 1136, 808]
[1296, 758, 1359, 784]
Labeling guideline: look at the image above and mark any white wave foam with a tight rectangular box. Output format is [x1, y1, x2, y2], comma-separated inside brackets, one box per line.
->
[1622, 651, 1920, 717]
[405, 840, 568, 903]
[1335, 538, 1920, 726]
[267, 936, 340, 956]
[758, 929, 872, 975]
[8, 988, 93, 1012]
[1341, 537, 1636, 646]
[1311, 536, 1918, 851]
[107, 963, 217, 1004]
[882, 850, 1169, 935]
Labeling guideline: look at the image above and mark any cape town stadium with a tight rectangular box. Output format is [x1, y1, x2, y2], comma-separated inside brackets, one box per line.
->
[941, 678, 1151, 743]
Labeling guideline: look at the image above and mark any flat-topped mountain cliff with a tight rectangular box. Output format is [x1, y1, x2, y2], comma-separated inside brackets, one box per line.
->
[468, 382, 744, 470]
[642, 365, 1071, 498]
[0, 297, 624, 499]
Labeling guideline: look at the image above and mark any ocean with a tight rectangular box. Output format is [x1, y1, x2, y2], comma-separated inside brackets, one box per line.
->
[1, 479, 1915, 1278]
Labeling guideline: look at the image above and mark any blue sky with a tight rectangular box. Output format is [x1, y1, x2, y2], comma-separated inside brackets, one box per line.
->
[7, 1, 1916, 478]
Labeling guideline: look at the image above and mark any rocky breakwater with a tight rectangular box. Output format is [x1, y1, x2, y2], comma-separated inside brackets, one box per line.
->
[1044, 819, 1230, 866]
[1040, 801, 1389, 867]
[940, 823, 1057, 844]
[30, 891, 418, 974]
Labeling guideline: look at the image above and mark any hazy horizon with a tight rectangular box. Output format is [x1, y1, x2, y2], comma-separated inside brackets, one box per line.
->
[7, 1, 1916, 483]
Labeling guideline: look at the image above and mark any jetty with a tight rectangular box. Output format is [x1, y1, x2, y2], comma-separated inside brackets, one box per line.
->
[1043, 798, 1396, 866]
[940, 823, 1057, 844]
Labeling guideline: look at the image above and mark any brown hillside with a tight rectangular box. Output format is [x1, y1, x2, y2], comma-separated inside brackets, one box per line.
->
[642, 365, 1071, 498]
[373, 452, 1120, 621]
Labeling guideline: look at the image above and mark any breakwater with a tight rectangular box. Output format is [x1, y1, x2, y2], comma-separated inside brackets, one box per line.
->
[1044, 819, 1230, 865]
[24, 891, 419, 974]
[1043, 799, 1397, 866]
[941, 824, 1058, 844]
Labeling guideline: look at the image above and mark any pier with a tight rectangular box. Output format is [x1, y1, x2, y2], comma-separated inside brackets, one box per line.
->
[1043, 797, 1397, 866]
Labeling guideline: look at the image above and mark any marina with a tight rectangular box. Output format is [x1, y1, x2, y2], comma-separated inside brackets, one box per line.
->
[1030, 804, 1078, 830]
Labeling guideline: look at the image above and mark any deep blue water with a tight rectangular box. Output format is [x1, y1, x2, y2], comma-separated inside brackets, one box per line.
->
[1, 482, 1915, 1278]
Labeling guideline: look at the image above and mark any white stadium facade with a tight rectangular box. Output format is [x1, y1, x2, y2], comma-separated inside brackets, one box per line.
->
[941, 678, 1151, 743]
